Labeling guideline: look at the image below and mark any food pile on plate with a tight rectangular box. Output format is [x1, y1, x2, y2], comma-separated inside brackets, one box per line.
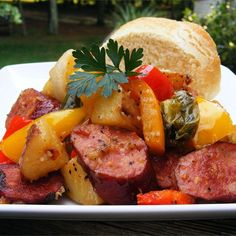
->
[0, 17, 235, 205]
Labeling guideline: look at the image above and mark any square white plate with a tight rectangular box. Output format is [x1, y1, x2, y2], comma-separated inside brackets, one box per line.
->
[0, 62, 236, 220]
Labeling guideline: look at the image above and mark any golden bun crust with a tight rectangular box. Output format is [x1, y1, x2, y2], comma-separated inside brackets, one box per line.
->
[104, 17, 221, 99]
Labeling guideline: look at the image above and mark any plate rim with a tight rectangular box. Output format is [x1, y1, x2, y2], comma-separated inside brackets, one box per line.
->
[1, 203, 236, 220]
[0, 62, 236, 220]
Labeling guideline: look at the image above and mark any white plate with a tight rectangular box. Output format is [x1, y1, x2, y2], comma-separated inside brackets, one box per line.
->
[0, 62, 236, 220]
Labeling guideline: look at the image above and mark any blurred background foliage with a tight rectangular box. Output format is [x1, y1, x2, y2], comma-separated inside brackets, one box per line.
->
[0, 0, 235, 73]
[112, 0, 193, 28]
[0, 2, 22, 24]
[183, 1, 236, 73]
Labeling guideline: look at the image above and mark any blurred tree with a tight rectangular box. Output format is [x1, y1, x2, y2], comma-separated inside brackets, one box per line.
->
[96, 0, 106, 25]
[48, 0, 58, 34]
[14, 0, 27, 35]
[0, 1, 27, 35]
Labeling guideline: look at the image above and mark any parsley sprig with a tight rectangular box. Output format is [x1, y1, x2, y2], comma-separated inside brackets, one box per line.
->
[63, 39, 143, 108]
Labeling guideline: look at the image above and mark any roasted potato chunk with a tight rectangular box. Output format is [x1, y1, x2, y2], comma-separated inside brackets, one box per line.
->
[61, 158, 104, 205]
[43, 49, 75, 102]
[91, 90, 140, 132]
[19, 118, 69, 181]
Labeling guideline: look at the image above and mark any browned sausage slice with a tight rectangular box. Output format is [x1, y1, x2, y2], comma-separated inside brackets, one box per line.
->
[152, 152, 179, 190]
[71, 124, 156, 204]
[0, 164, 64, 203]
[5, 88, 61, 128]
[176, 142, 236, 202]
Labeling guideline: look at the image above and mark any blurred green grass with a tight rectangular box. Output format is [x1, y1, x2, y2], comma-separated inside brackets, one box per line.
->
[0, 37, 99, 67]
[0, 21, 111, 68]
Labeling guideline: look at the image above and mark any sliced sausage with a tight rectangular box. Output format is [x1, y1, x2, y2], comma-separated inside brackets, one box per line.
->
[152, 152, 180, 190]
[0, 164, 64, 203]
[71, 124, 157, 204]
[176, 142, 236, 202]
[5, 88, 61, 128]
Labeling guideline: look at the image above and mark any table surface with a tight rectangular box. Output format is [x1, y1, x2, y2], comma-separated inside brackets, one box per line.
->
[1, 219, 236, 235]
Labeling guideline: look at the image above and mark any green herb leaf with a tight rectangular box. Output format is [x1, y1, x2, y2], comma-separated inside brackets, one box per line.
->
[72, 46, 106, 72]
[106, 39, 124, 70]
[124, 48, 143, 76]
[63, 39, 143, 109]
[62, 94, 83, 109]
[68, 71, 101, 97]
[98, 72, 128, 97]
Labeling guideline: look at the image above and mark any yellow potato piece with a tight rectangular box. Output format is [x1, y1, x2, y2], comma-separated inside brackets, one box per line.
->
[91, 90, 139, 131]
[80, 92, 100, 119]
[43, 49, 75, 102]
[61, 158, 104, 205]
[193, 97, 233, 149]
[20, 118, 69, 181]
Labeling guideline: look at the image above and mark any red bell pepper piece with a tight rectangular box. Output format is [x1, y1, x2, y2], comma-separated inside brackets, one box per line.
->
[3, 115, 32, 139]
[0, 151, 14, 164]
[0, 115, 32, 164]
[71, 149, 77, 158]
[137, 190, 195, 205]
[130, 65, 174, 101]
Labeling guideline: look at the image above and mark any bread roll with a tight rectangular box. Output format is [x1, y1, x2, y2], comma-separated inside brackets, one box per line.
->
[103, 17, 221, 100]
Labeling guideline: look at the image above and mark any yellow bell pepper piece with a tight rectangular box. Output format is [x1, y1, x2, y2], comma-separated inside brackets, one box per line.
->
[126, 80, 165, 156]
[0, 108, 85, 163]
[192, 97, 233, 149]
